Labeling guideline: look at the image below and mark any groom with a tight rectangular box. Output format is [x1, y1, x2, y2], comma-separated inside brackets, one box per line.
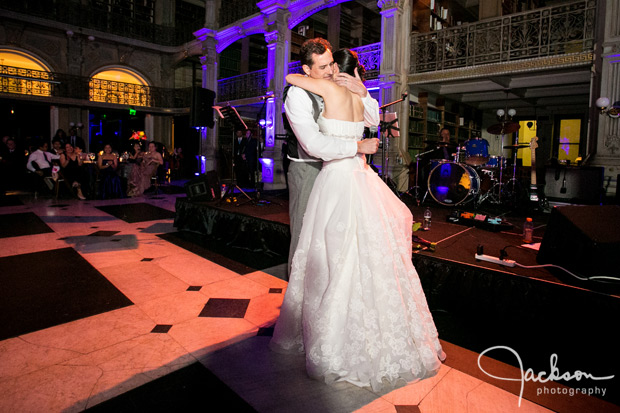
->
[284, 38, 380, 278]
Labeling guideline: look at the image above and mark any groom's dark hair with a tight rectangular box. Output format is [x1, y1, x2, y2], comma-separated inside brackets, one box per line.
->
[300, 38, 332, 68]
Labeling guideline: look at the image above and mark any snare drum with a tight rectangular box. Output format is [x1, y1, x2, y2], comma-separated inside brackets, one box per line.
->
[464, 138, 489, 166]
[428, 161, 480, 206]
[484, 155, 506, 169]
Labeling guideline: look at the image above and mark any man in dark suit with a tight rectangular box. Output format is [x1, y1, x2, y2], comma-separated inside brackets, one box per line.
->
[244, 129, 259, 188]
[233, 128, 251, 187]
[67, 126, 86, 151]
[1, 137, 26, 193]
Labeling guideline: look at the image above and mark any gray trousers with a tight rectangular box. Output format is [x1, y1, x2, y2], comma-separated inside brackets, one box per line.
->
[287, 161, 321, 279]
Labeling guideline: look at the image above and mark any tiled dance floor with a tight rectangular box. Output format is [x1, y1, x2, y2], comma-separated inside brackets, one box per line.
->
[0, 189, 616, 413]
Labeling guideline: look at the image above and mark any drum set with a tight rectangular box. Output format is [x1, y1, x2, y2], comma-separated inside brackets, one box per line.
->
[413, 121, 528, 208]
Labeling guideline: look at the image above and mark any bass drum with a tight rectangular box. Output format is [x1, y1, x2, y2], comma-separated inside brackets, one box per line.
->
[428, 161, 480, 206]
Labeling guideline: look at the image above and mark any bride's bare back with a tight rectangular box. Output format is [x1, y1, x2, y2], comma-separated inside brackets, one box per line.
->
[286, 74, 364, 123]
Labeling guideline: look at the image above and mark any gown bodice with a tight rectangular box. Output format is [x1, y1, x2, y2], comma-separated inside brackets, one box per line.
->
[317, 114, 367, 171]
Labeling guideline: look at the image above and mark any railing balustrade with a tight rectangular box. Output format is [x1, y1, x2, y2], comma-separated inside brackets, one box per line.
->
[0, 64, 190, 108]
[410, 0, 596, 73]
[219, 43, 381, 102]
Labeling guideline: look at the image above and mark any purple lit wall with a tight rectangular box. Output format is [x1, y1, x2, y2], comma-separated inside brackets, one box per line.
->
[265, 97, 276, 147]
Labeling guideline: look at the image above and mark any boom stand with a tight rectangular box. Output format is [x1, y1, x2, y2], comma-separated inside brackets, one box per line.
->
[215, 105, 252, 205]
[378, 93, 408, 193]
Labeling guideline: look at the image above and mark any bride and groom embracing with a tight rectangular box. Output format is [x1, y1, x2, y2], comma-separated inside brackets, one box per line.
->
[271, 38, 446, 392]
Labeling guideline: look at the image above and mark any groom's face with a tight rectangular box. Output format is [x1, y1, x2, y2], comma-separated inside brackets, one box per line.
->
[304, 50, 334, 80]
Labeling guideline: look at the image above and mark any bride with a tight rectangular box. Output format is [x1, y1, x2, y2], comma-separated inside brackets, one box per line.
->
[270, 49, 445, 391]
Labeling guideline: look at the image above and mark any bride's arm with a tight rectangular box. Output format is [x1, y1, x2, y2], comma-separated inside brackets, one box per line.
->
[285, 74, 335, 98]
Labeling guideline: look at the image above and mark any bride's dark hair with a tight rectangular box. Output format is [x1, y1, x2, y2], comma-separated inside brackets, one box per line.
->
[333, 49, 366, 82]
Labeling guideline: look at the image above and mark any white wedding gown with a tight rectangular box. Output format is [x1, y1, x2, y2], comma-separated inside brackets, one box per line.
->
[270, 115, 445, 391]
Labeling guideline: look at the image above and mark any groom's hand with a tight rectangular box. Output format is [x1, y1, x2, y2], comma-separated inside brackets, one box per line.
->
[357, 138, 379, 154]
[334, 68, 368, 97]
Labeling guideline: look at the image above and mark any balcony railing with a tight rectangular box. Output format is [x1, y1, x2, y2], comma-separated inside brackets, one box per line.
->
[218, 43, 381, 102]
[0, 0, 189, 46]
[410, 0, 596, 74]
[0, 65, 191, 109]
[217, 69, 269, 103]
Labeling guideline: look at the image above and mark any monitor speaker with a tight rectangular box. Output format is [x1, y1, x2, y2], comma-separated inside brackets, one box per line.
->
[190, 87, 216, 128]
[543, 166, 604, 204]
[184, 171, 220, 201]
[537, 205, 620, 279]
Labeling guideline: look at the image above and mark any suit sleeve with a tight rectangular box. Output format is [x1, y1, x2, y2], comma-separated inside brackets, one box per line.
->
[361, 94, 380, 127]
[284, 87, 357, 161]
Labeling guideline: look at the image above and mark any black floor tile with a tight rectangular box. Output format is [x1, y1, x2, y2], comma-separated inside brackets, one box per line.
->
[84, 362, 256, 412]
[199, 298, 250, 318]
[158, 231, 287, 275]
[0, 247, 133, 340]
[0, 212, 54, 238]
[0, 195, 23, 207]
[96, 203, 175, 223]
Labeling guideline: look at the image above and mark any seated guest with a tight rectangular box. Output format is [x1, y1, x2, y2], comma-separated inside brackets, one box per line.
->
[50, 137, 64, 156]
[1, 137, 27, 194]
[127, 141, 163, 197]
[97, 143, 124, 199]
[52, 128, 67, 145]
[26, 140, 59, 192]
[60, 143, 88, 200]
[27, 140, 59, 176]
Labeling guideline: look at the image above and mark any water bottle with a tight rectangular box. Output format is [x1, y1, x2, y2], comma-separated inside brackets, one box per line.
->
[523, 217, 533, 243]
[423, 207, 432, 230]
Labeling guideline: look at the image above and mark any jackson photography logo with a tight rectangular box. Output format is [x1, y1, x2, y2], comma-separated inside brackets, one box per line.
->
[477, 346, 615, 407]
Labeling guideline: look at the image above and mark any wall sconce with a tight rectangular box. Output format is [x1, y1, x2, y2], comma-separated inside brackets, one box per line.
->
[595, 97, 620, 118]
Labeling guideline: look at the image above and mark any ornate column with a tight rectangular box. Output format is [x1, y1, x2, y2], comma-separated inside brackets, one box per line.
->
[193, 29, 219, 172]
[260, 3, 290, 190]
[378, 0, 411, 191]
[593, 0, 620, 196]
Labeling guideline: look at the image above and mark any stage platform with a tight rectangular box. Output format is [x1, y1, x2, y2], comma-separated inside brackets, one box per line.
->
[174, 191, 620, 406]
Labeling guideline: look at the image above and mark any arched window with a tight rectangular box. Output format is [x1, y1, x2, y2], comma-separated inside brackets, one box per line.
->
[89, 67, 151, 106]
[0, 49, 54, 97]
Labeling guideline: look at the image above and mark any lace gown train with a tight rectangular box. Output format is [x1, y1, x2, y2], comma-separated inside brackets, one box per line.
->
[270, 115, 445, 391]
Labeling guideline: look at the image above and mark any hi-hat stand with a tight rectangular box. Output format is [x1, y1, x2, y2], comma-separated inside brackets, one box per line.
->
[214, 105, 252, 205]
[405, 147, 437, 205]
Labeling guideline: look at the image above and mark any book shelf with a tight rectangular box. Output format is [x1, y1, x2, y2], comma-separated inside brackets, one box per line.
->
[407, 93, 482, 160]
[411, 0, 477, 32]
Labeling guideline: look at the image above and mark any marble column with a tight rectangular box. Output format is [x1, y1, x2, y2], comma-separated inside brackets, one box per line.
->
[262, 8, 290, 190]
[378, 0, 411, 191]
[196, 34, 219, 173]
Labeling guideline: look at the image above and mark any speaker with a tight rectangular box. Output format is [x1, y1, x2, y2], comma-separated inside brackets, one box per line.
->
[184, 171, 220, 201]
[190, 87, 216, 128]
[543, 166, 604, 204]
[537, 205, 620, 279]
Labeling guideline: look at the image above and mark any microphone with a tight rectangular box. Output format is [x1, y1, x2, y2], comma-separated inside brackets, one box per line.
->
[401, 92, 408, 100]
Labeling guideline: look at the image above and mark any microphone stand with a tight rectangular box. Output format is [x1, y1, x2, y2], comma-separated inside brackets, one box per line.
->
[378, 93, 408, 189]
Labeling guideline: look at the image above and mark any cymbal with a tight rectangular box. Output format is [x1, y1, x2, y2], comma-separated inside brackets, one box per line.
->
[487, 121, 520, 135]
[503, 144, 530, 149]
